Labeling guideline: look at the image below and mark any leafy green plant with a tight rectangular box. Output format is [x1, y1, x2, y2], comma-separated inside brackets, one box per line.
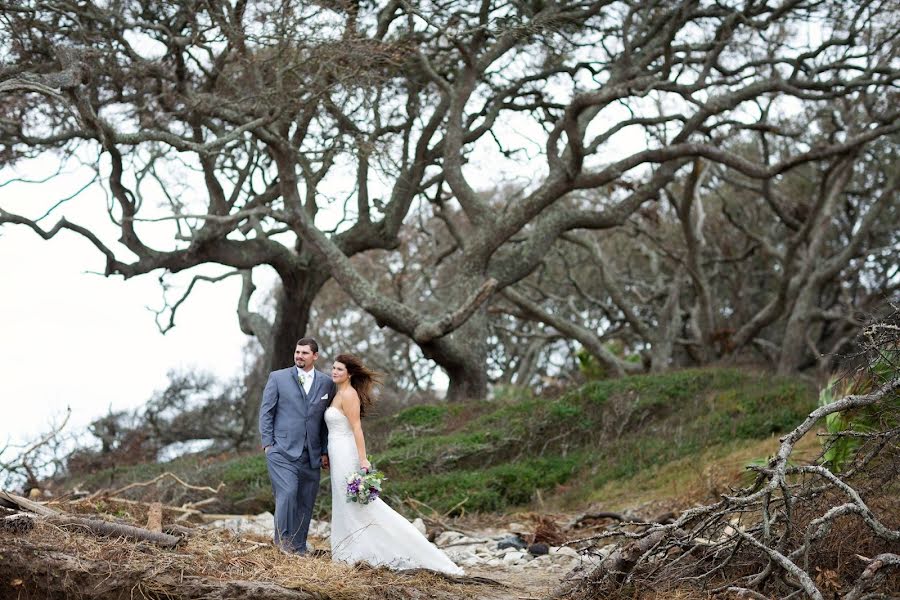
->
[394, 405, 448, 428]
[820, 353, 900, 472]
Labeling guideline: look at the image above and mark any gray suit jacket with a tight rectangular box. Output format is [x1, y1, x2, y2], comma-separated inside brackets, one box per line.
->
[259, 366, 336, 467]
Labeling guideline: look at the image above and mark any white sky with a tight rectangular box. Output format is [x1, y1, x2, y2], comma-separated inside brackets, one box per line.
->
[0, 164, 258, 450]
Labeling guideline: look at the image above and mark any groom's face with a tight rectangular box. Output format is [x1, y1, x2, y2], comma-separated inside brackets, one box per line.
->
[294, 344, 317, 371]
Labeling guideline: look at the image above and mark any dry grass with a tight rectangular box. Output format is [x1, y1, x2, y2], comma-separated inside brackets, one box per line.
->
[0, 505, 497, 600]
[568, 433, 822, 516]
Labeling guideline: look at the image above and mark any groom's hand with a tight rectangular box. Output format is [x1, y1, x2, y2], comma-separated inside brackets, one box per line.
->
[321, 455, 329, 470]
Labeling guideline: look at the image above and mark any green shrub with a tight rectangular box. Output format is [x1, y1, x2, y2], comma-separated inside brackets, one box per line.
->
[549, 400, 582, 420]
[386, 455, 581, 514]
[64, 367, 819, 517]
[395, 405, 448, 428]
[820, 355, 900, 472]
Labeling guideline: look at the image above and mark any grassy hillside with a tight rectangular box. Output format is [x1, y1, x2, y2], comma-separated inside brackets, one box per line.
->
[68, 368, 816, 517]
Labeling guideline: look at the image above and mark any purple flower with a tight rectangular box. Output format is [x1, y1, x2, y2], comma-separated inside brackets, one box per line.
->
[345, 467, 385, 504]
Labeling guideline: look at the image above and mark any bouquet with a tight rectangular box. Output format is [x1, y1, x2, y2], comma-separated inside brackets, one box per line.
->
[345, 466, 385, 505]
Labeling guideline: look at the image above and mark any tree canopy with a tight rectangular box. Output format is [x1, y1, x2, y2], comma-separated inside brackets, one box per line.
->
[1, 0, 897, 398]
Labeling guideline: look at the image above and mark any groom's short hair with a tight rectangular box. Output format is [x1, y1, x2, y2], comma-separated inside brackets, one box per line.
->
[296, 337, 319, 353]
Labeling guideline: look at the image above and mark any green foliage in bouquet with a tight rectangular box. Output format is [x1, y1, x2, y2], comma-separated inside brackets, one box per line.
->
[346, 464, 386, 505]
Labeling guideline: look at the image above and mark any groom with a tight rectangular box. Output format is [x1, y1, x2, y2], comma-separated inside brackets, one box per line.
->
[259, 337, 336, 555]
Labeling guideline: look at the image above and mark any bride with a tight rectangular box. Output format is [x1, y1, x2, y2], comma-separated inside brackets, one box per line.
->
[326, 353, 464, 575]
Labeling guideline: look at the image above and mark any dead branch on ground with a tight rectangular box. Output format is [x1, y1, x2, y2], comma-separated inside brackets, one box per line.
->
[558, 310, 900, 600]
[0, 490, 182, 548]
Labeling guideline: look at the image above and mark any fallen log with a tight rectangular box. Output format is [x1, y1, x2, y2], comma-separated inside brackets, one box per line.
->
[598, 528, 670, 583]
[0, 490, 182, 548]
[47, 514, 182, 548]
[573, 511, 625, 526]
[0, 490, 58, 517]
[77, 472, 224, 501]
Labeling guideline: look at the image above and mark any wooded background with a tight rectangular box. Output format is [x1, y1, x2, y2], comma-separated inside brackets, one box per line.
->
[1, 0, 897, 455]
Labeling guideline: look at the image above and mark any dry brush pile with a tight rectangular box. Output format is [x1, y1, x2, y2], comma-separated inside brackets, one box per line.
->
[0, 488, 491, 600]
[558, 312, 900, 600]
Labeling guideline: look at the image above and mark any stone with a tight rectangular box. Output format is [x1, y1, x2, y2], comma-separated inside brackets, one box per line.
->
[410, 518, 427, 536]
[549, 545, 579, 558]
[503, 551, 526, 564]
[308, 518, 331, 538]
[445, 548, 478, 562]
[528, 542, 549, 555]
[496, 534, 527, 550]
[207, 512, 277, 537]
[435, 531, 464, 546]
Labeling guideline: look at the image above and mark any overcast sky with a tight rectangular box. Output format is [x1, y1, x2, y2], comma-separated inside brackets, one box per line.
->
[0, 161, 263, 452]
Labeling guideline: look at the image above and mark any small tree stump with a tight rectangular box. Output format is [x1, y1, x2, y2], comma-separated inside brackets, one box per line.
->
[146, 502, 163, 533]
[1, 513, 34, 535]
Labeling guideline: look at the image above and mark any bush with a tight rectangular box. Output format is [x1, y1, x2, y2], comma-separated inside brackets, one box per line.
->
[62, 367, 818, 516]
[394, 405, 448, 428]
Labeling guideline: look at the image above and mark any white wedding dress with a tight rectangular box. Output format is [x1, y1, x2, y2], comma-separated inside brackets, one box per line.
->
[325, 407, 464, 575]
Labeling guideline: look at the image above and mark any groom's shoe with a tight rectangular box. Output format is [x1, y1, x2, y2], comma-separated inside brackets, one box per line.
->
[276, 543, 306, 557]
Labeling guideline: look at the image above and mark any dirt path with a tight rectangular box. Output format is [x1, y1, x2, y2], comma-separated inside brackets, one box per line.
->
[463, 565, 561, 599]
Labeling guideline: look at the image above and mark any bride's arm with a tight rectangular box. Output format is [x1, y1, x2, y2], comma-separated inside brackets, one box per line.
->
[344, 390, 371, 471]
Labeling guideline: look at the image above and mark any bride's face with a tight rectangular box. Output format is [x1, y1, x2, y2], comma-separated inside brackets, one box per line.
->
[331, 361, 350, 384]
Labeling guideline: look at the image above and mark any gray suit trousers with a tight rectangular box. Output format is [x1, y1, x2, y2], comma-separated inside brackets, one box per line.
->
[266, 447, 320, 553]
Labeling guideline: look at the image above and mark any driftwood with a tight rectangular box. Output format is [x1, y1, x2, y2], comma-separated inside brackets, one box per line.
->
[584, 529, 673, 585]
[198, 512, 257, 522]
[98, 471, 225, 499]
[0, 490, 182, 548]
[572, 511, 625, 528]
[558, 375, 900, 600]
[79, 494, 207, 518]
[47, 514, 182, 548]
[0, 490, 59, 517]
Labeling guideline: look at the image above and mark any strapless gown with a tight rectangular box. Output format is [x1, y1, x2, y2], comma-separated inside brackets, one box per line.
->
[325, 407, 463, 574]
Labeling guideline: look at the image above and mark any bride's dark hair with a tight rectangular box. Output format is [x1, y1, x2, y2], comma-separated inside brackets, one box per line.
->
[334, 353, 382, 417]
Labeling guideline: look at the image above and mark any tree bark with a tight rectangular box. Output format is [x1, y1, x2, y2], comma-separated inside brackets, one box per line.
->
[47, 515, 182, 548]
[267, 272, 321, 372]
[422, 307, 491, 401]
[777, 282, 818, 374]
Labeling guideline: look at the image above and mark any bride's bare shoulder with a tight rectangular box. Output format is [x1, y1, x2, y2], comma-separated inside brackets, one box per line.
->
[336, 387, 361, 404]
